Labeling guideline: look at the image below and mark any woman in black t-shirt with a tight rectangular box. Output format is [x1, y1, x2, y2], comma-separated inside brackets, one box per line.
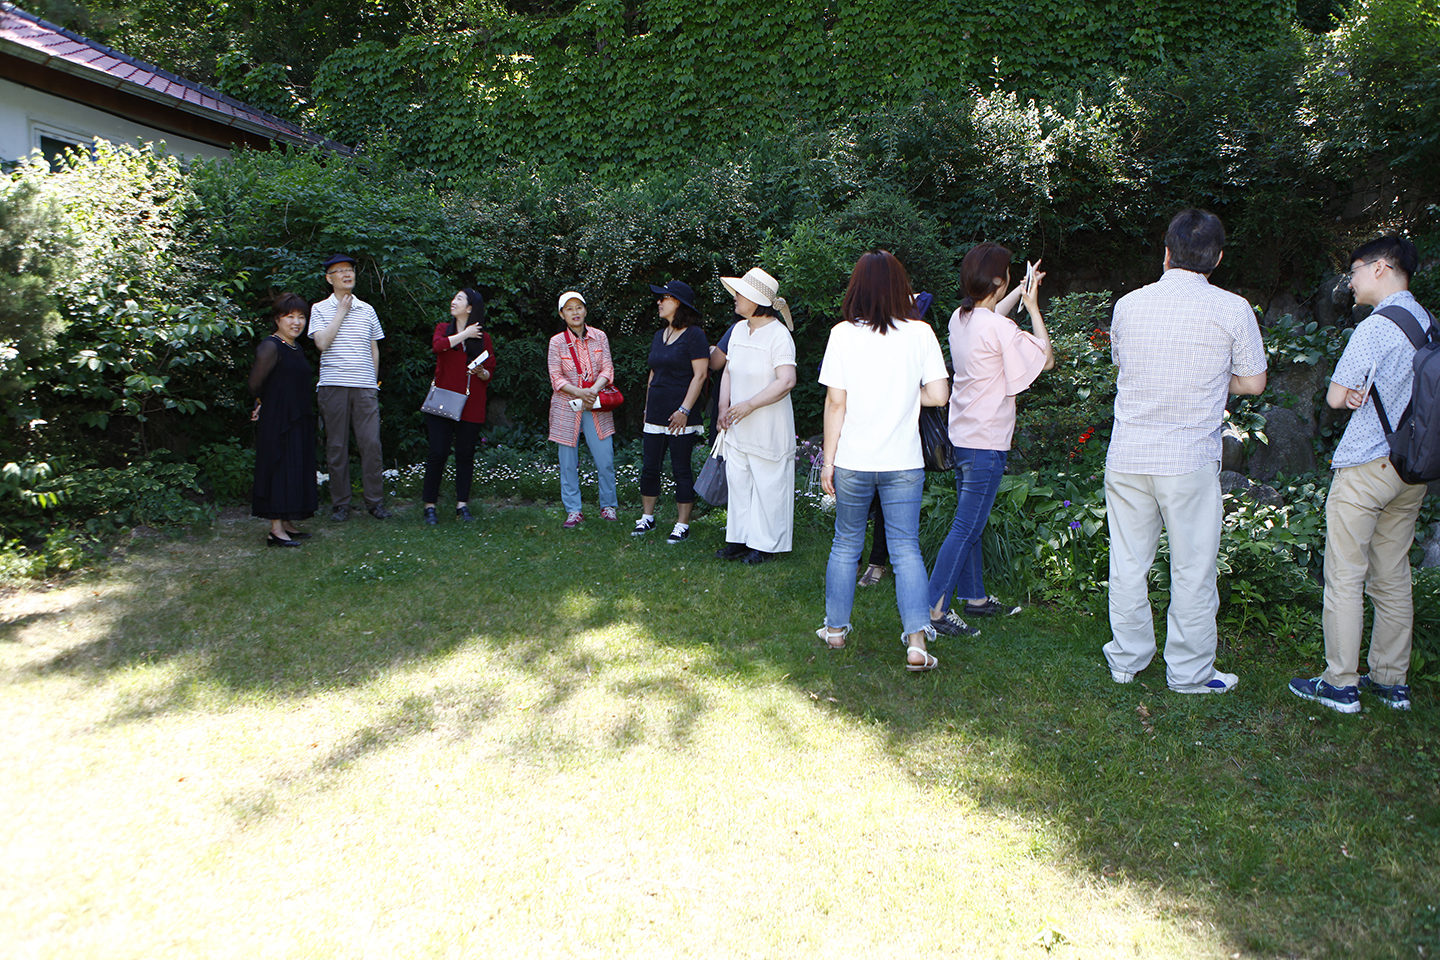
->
[632, 280, 710, 544]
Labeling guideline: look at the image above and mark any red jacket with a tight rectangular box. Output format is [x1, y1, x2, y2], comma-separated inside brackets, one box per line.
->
[432, 323, 497, 423]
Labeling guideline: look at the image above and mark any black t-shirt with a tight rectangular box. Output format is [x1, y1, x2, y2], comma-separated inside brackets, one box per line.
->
[645, 325, 710, 425]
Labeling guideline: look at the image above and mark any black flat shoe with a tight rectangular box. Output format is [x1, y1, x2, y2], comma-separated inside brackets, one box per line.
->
[741, 549, 775, 565]
[715, 542, 749, 561]
[267, 534, 301, 548]
[285, 531, 312, 540]
[423, 506, 438, 525]
[455, 505, 475, 521]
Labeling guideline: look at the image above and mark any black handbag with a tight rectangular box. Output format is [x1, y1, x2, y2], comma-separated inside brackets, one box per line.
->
[919, 405, 954, 472]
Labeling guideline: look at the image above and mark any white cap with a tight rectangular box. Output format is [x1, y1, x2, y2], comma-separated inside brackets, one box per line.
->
[557, 291, 586, 312]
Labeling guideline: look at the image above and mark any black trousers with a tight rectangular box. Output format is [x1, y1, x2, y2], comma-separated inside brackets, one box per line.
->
[423, 414, 482, 504]
[639, 431, 700, 503]
[867, 492, 889, 566]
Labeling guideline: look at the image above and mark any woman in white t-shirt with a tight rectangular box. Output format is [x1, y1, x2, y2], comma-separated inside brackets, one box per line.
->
[716, 268, 798, 563]
[817, 252, 951, 671]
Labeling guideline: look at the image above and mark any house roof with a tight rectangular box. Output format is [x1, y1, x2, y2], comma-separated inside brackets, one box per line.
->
[0, 1, 348, 153]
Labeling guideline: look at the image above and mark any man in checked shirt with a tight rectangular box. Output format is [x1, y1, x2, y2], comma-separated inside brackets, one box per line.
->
[1103, 209, 1268, 693]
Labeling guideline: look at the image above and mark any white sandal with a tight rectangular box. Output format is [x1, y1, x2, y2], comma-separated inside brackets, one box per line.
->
[815, 624, 850, 650]
[902, 636, 938, 672]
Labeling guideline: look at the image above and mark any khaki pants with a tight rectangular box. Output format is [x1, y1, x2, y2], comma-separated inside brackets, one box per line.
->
[1104, 463, 1224, 689]
[1322, 456, 1426, 688]
[318, 386, 385, 510]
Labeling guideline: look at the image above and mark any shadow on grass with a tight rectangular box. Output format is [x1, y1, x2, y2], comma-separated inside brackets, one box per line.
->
[9, 502, 1440, 958]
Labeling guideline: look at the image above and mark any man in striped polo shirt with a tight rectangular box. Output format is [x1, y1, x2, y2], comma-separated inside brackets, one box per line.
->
[311, 254, 390, 521]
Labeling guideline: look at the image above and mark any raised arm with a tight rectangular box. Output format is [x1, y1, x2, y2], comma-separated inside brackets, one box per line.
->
[312, 295, 351, 352]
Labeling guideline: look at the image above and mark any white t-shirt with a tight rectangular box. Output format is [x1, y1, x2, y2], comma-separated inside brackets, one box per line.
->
[309, 294, 384, 389]
[819, 318, 948, 471]
[726, 317, 796, 460]
[1331, 290, 1434, 469]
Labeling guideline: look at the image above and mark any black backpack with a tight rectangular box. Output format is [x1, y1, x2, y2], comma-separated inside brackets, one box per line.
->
[1368, 304, 1440, 485]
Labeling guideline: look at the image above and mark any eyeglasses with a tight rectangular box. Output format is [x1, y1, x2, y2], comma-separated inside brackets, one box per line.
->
[327, 267, 356, 277]
[1345, 259, 1391, 284]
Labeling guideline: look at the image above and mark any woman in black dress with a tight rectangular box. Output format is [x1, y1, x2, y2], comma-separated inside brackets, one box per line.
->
[249, 293, 318, 546]
[631, 280, 709, 544]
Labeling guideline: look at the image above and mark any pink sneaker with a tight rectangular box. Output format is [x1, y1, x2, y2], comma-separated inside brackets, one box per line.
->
[600, 507, 618, 521]
[563, 511, 583, 528]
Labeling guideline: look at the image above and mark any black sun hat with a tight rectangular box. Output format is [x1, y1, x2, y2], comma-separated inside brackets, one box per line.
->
[648, 279, 697, 312]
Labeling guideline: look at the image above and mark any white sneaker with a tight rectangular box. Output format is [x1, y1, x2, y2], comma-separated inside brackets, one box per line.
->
[1171, 671, 1238, 694]
[1111, 669, 1135, 684]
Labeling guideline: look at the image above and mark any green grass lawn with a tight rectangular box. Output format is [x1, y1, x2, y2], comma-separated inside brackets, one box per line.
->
[2, 491, 1437, 959]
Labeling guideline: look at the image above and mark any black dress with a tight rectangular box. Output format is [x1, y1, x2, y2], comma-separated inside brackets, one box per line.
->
[249, 335, 318, 521]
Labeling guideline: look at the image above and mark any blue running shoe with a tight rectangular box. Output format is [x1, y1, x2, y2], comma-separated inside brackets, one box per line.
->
[1288, 676, 1360, 714]
[1359, 675, 1412, 711]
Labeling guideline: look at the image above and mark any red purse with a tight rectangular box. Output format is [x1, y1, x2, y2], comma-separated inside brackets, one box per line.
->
[565, 330, 623, 411]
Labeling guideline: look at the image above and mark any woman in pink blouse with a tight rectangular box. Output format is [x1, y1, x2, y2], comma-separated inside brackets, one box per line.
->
[547, 291, 618, 528]
[926, 243, 1053, 636]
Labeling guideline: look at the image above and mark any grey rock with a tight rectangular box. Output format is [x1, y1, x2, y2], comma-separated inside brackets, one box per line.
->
[1219, 470, 1252, 496]
[1247, 483, 1284, 507]
[1266, 362, 1332, 430]
[1248, 406, 1316, 481]
[1218, 471, 1285, 507]
[1221, 424, 1246, 473]
[1422, 522, 1440, 570]
[1313, 275, 1352, 330]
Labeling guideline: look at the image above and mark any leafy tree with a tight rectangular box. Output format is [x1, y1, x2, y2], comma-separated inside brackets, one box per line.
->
[0, 172, 74, 396]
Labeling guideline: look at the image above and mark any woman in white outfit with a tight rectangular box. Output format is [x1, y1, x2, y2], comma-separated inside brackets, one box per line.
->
[715, 268, 797, 564]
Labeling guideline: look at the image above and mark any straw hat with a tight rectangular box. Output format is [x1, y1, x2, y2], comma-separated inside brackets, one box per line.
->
[720, 268, 793, 330]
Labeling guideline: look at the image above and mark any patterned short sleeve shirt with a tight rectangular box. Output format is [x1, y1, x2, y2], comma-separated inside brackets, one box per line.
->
[1330, 290, 1435, 470]
[1106, 270, 1267, 476]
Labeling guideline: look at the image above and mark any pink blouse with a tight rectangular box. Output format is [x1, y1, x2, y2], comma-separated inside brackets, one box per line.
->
[547, 326, 616, 445]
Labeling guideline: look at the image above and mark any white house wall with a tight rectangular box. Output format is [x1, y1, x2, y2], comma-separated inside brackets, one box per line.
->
[1, 77, 231, 163]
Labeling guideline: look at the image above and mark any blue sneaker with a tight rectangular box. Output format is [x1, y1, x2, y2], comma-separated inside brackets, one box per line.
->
[1359, 675, 1412, 711]
[1288, 676, 1360, 714]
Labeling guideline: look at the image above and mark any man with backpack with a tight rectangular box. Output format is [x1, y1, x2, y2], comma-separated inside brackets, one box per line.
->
[1289, 236, 1436, 713]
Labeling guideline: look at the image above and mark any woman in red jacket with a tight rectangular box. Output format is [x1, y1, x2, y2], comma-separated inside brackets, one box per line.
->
[422, 288, 497, 524]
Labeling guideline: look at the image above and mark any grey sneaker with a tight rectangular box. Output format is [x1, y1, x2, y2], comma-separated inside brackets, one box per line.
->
[964, 596, 1022, 617]
[929, 610, 979, 637]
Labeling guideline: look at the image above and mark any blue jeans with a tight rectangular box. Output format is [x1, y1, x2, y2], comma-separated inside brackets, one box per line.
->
[826, 467, 930, 638]
[927, 447, 1007, 613]
[557, 411, 616, 513]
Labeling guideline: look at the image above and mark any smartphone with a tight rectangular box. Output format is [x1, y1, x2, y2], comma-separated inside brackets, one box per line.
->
[1023, 261, 1036, 296]
[1357, 361, 1377, 403]
[467, 350, 490, 373]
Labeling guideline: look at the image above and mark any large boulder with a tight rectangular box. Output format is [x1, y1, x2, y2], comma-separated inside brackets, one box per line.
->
[1313, 275, 1352, 330]
[1248, 406, 1316, 481]
[1266, 362, 1332, 431]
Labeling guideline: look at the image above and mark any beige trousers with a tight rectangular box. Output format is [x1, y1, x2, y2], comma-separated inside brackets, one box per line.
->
[1322, 456, 1426, 688]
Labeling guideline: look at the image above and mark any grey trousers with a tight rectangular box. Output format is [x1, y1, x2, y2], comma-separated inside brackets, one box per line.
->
[1104, 463, 1223, 689]
[318, 386, 385, 509]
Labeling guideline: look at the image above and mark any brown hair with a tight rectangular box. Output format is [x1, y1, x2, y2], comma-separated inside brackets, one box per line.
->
[958, 243, 1011, 314]
[840, 250, 915, 335]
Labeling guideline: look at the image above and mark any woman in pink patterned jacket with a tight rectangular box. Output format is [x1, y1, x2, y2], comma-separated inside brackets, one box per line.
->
[548, 291, 618, 528]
